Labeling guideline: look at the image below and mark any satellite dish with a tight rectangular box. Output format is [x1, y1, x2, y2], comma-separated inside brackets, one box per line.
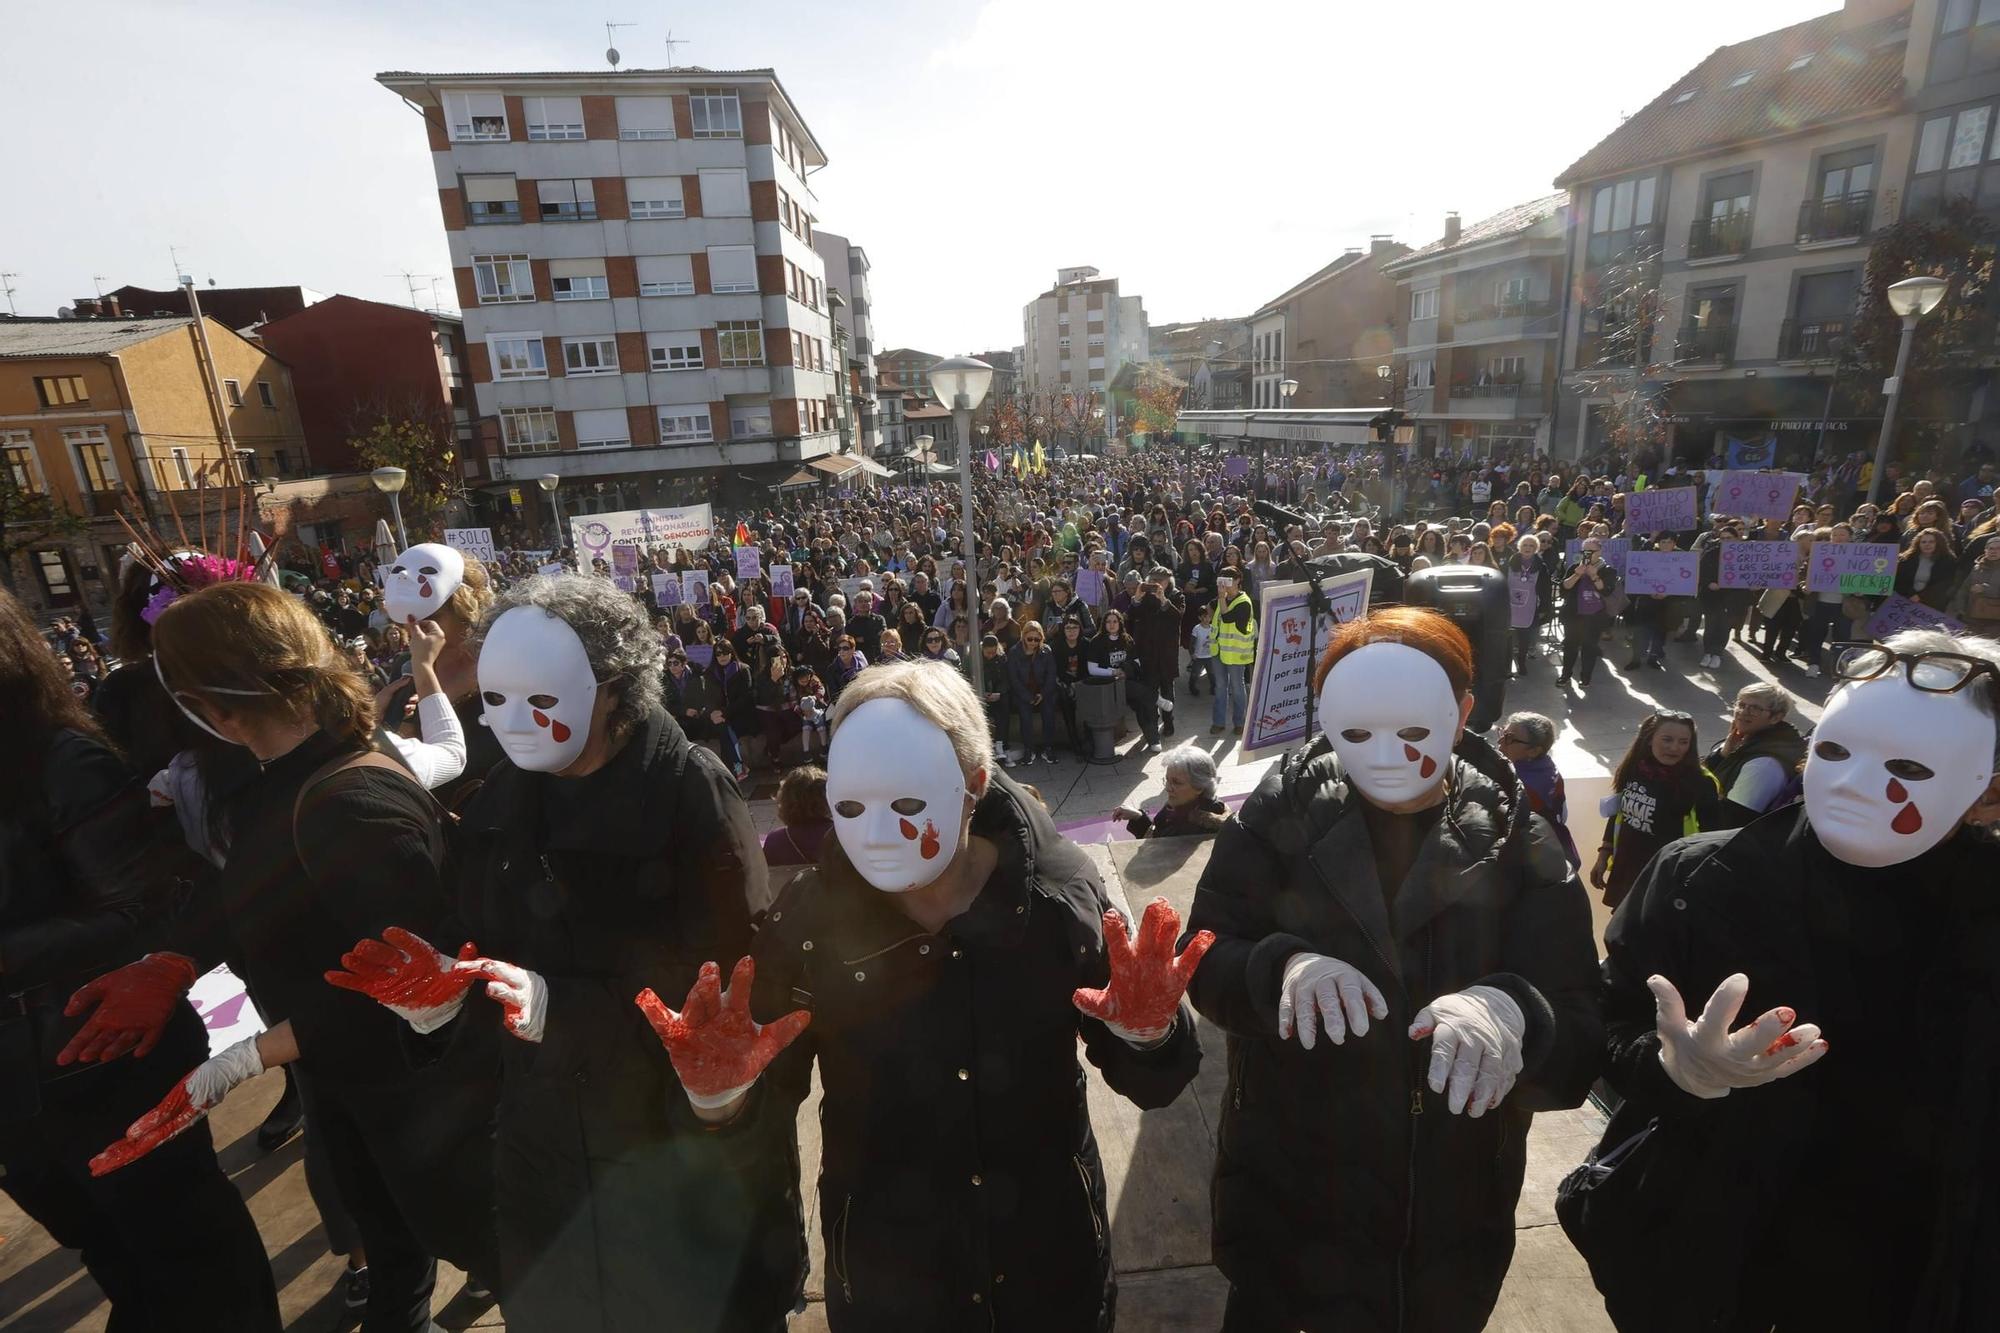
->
[606, 46, 620, 67]
[57, 306, 76, 320]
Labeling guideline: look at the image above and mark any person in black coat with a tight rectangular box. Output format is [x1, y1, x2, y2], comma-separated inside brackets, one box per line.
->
[1184, 607, 1601, 1332]
[0, 587, 280, 1332]
[1086, 610, 1159, 752]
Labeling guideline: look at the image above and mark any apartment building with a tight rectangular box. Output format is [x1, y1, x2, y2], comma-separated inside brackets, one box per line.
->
[1384, 198, 1568, 457]
[1552, 0, 1918, 465]
[377, 68, 841, 515]
[0, 315, 304, 615]
[815, 230, 880, 457]
[1247, 237, 1408, 411]
[1021, 267, 1148, 403]
[1151, 317, 1252, 411]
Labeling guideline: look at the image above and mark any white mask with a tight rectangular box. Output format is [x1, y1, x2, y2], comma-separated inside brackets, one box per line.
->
[381, 543, 464, 623]
[826, 698, 970, 893]
[1318, 642, 1461, 805]
[1803, 674, 1995, 868]
[477, 607, 599, 773]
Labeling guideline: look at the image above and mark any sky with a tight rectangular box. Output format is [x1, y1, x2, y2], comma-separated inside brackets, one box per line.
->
[2, 0, 1836, 356]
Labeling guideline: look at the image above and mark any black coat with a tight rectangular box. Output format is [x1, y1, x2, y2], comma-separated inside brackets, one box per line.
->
[1184, 733, 1601, 1332]
[453, 707, 798, 1332]
[1581, 810, 2000, 1332]
[748, 770, 1201, 1332]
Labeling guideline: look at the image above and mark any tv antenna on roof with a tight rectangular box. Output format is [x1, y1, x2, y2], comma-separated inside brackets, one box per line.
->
[605, 21, 634, 68]
[387, 270, 437, 308]
[1, 272, 17, 317]
[665, 28, 689, 65]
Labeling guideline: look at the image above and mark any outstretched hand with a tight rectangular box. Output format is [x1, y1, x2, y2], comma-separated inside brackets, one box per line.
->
[325, 928, 478, 1033]
[59, 952, 198, 1066]
[88, 1035, 265, 1177]
[1649, 972, 1827, 1100]
[636, 957, 811, 1111]
[1072, 898, 1213, 1046]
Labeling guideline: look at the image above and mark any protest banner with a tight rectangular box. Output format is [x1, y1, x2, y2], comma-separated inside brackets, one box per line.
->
[685, 644, 713, 669]
[838, 576, 869, 605]
[1242, 570, 1374, 756]
[1718, 540, 1802, 589]
[1225, 457, 1250, 479]
[1075, 568, 1107, 606]
[1864, 594, 1964, 639]
[1564, 538, 1632, 573]
[1806, 542, 1897, 594]
[1708, 472, 1803, 523]
[570, 503, 714, 562]
[1624, 487, 1698, 533]
[442, 527, 496, 566]
[537, 561, 565, 576]
[682, 570, 711, 605]
[653, 572, 682, 606]
[770, 564, 795, 598]
[1622, 550, 1699, 596]
[736, 546, 762, 581]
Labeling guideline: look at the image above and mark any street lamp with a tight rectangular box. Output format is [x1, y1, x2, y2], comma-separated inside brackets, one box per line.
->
[370, 466, 410, 549]
[537, 472, 565, 554]
[927, 355, 995, 699]
[1870, 274, 1949, 505]
[1279, 377, 1299, 406]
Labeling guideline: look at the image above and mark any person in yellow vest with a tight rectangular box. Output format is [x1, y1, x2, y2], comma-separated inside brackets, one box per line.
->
[1211, 565, 1256, 736]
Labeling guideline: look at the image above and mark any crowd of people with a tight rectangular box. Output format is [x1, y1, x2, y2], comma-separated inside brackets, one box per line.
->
[3, 435, 1998, 1332]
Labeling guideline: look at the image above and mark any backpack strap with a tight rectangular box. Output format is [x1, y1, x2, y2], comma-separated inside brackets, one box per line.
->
[292, 749, 452, 881]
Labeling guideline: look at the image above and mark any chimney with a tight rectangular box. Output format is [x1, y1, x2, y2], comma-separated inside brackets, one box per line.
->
[74, 298, 101, 319]
[1443, 212, 1462, 246]
[102, 294, 122, 318]
[1344, 247, 1363, 257]
[1369, 234, 1397, 258]
[1840, 0, 1901, 27]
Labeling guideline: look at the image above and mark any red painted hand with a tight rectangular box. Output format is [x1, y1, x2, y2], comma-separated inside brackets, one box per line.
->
[325, 928, 478, 1014]
[1073, 898, 1215, 1045]
[59, 952, 198, 1066]
[636, 957, 811, 1110]
[90, 1074, 209, 1176]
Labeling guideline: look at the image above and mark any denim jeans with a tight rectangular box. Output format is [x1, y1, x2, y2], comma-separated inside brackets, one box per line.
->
[1188, 656, 1217, 694]
[1212, 661, 1248, 728]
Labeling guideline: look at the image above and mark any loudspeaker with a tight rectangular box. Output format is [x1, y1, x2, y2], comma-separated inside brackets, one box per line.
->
[1403, 565, 1510, 732]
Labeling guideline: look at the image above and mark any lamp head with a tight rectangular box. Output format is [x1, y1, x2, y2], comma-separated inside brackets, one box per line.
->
[1887, 274, 1948, 319]
[1280, 378, 1300, 401]
[370, 466, 408, 495]
[537, 473, 561, 493]
[927, 356, 994, 411]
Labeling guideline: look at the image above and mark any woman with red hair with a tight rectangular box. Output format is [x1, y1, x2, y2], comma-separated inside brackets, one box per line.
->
[1184, 606, 1601, 1332]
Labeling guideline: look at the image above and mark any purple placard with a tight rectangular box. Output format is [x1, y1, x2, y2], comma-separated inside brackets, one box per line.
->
[685, 644, 713, 668]
[1224, 457, 1250, 479]
[1624, 487, 1698, 533]
[1076, 568, 1107, 606]
[1805, 542, 1898, 593]
[682, 570, 711, 604]
[1718, 540, 1801, 589]
[770, 564, 794, 599]
[1623, 550, 1699, 596]
[652, 571, 682, 606]
[736, 546, 761, 580]
[1564, 537, 1631, 573]
[1864, 594, 1965, 639]
[1710, 471, 1804, 523]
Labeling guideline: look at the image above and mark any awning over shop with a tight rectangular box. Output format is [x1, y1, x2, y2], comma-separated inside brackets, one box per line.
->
[773, 469, 820, 491]
[850, 456, 895, 478]
[807, 455, 863, 476]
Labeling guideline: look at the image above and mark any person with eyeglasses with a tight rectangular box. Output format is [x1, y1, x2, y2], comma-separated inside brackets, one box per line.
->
[1591, 710, 1723, 910]
[1703, 683, 1806, 827]
[1006, 620, 1061, 765]
[1577, 630, 2000, 1331]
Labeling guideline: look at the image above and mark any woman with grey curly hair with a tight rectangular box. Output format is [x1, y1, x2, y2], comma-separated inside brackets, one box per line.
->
[333, 571, 799, 1330]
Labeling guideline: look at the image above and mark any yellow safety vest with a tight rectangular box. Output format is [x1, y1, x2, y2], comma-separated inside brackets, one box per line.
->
[1216, 592, 1257, 665]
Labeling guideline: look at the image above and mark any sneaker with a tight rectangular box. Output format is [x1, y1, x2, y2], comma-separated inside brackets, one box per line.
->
[343, 1265, 370, 1311]
[1161, 716, 1176, 738]
[1039, 749, 1057, 764]
[1210, 725, 1225, 735]
[1809, 664, 1823, 678]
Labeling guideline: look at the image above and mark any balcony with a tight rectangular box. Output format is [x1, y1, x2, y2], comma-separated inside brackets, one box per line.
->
[1455, 298, 1556, 323]
[1584, 223, 1665, 271]
[1687, 211, 1753, 260]
[1674, 320, 1737, 365]
[1796, 192, 1873, 245]
[1448, 378, 1526, 400]
[1778, 318, 1850, 361]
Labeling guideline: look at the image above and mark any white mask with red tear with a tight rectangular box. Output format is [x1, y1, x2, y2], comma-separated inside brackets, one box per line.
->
[381, 542, 464, 623]
[1803, 674, 1995, 867]
[826, 697, 970, 893]
[477, 607, 599, 773]
[1318, 642, 1462, 806]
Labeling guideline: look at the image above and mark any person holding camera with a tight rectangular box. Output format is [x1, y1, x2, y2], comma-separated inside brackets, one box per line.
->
[1559, 538, 1620, 690]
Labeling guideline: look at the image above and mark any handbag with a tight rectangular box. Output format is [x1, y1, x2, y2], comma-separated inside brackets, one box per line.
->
[1601, 587, 1630, 618]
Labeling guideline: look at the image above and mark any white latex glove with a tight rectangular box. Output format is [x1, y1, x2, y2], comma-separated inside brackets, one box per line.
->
[1410, 985, 1525, 1117]
[188, 1033, 266, 1108]
[1648, 972, 1827, 1100]
[1277, 953, 1388, 1050]
[459, 957, 549, 1043]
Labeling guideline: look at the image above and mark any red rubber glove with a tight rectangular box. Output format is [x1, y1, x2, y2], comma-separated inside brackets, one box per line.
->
[59, 952, 198, 1066]
[88, 1034, 265, 1177]
[324, 928, 479, 1033]
[636, 957, 811, 1110]
[1072, 898, 1215, 1046]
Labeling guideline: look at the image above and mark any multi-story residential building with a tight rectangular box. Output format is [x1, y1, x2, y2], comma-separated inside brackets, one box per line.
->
[1552, 0, 1917, 465]
[1151, 317, 1252, 410]
[875, 347, 940, 395]
[973, 348, 1021, 403]
[0, 315, 305, 616]
[1021, 267, 1148, 404]
[877, 386, 907, 452]
[814, 231, 880, 457]
[377, 68, 841, 519]
[1384, 198, 1568, 457]
[1247, 237, 1408, 411]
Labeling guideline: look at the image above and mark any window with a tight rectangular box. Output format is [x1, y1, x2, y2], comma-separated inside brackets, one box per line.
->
[1058, 311, 1070, 326]
[1908, 101, 2000, 218]
[707, 246, 758, 294]
[474, 254, 533, 304]
[658, 408, 713, 443]
[1088, 356, 1105, 370]
[616, 96, 674, 140]
[170, 447, 193, 486]
[524, 96, 584, 141]
[1933, 0, 2000, 83]
[235, 449, 261, 481]
[1705, 170, 1753, 219]
[549, 258, 608, 301]
[697, 168, 750, 217]
[1087, 308, 1104, 323]
[537, 178, 597, 221]
[1496, 276, 1531, 306]
[223, 379, 243, 407]
[34, 375, 87, 407]
[1727, 71, 1755, 89]
[729, 398, 772, 438]
[1787, 54, 1815, 71]
[572, 408, 630, 450]
[1586, 175, 1660, 266]
[1407, 358, 1436, 389]
[637, 255, 695, 296]
[562, 337, 618, 375]
[1058, 335, 1071, 350]
[1486, 355, 1526, 383]
[1087, 333, 1105, 347]
[1673, 88, 1697, 104]
[499, 406, 559, 454]
[64, 426, 116, 491]
[1, 432, 39, 494]
[1818, 146, 1876, 200]
[444, 92, 507, 142]
[690, 90, 742, 138]
[628, 177, 684, 219]
[463, 174, 521, 224]
[717, 320, 764, 366]
[256, 380, 274, 408]
[1411, 288, 1440, 321]
[489, 334, 548, 380]
[649, 336, 703, 370]
[1785, 270, 1859, 357]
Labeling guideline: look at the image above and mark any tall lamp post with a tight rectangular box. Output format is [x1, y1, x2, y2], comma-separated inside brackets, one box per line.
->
[370, 466, 410, 549]
[538, 472, 565, 555]
[927, 356, 995, 700]
[915, 433, 936, 515]
[1869, 274, 1948, 506]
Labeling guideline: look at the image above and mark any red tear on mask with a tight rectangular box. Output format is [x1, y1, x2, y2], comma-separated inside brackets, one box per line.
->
[920, 820, 941, 859]
[418, 577, 432, 598]
[1887, 777, 1907, 803]
[1419, 754, 1437, 779]
[1892, 802, 1923, 836]
[899, 818, 918, 841]
[1403, 743, 1420, 762]
[550, 720, 571, 743]
[532, 709, 548, 729]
